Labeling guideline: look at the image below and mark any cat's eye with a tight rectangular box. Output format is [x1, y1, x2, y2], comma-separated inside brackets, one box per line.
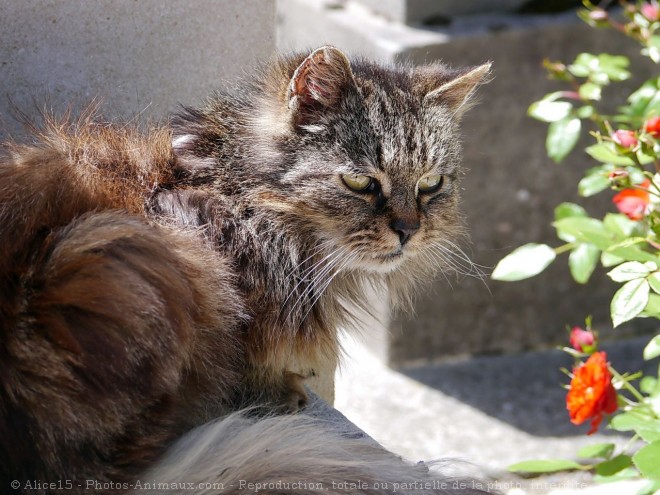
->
[341, 174, 376, 193]
[417, 175, 444, 194]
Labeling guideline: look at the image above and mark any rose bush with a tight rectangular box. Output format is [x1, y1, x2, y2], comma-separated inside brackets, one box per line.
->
[492, 1, 660, 490]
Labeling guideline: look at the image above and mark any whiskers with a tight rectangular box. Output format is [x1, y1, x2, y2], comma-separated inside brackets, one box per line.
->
[281, 243, 358, 326]
[421, 239, 491, 291]
[279, 236, 490, 328]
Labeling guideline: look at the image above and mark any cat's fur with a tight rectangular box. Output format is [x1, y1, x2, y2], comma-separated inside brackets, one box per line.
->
[136, 411, 490, 495]
[0, 46, 491, 493]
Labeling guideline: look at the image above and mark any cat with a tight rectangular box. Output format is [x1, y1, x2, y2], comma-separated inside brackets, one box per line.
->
[0, 46, 491, 493]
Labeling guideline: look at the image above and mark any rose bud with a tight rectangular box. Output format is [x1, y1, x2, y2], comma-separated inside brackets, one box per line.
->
[641, 2, 660, 21]
[612, 129, 638, 149]
[569, 326, 597, 352]
[608, 169, 629, 181]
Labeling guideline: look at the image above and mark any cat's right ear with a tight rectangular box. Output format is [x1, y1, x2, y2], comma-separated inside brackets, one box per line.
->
[421, 63, 492, 119]
[286, 46, 356, 127]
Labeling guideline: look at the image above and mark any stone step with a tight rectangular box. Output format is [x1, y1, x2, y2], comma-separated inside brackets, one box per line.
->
[335, 333, 656, 494]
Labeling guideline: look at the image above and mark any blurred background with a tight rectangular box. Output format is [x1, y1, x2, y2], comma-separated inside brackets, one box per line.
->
[1, 1, 657, 493]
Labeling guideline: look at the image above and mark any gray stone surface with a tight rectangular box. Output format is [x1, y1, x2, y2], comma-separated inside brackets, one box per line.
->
[0, 0, 276, 138]
[278, 0, 659, 363]
[336, 333, 655, 494]
[353, 0, 528, 25]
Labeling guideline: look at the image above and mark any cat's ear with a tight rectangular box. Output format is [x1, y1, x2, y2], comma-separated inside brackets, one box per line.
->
[422, 63, 492, 119]
[286, 46, 356, 126]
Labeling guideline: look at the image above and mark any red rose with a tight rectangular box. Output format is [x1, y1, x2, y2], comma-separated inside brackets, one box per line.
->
[612, 179, 651, 220]
[612, 129, 638, 149]
[569, 326, 596, 352]
[566, 352, 618, 435]
[645, 116, 660, 137]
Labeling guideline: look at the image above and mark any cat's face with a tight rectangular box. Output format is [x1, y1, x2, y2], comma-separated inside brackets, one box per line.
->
[270, 47, 490, 275]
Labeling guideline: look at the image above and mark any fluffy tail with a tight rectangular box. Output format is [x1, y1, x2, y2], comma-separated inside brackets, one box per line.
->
[0, 116, 243, 485]
[136, 412, 493, 495]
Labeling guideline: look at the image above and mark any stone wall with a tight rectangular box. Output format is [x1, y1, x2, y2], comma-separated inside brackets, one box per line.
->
[0, 0, 275, 137]
[352, 0, 528, 24]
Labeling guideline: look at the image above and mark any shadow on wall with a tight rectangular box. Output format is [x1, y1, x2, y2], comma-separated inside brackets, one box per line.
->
[387, 20, 660, 362]
[401, 337, 655, 437]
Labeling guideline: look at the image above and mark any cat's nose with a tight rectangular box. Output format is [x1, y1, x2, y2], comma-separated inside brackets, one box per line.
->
[390, 217, 420, 246]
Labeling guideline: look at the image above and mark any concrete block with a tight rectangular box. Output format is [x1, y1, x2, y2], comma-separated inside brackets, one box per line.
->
[353, 0, 527, 25]
[0, 0, 276, 137]
[278, 0, 659, 364]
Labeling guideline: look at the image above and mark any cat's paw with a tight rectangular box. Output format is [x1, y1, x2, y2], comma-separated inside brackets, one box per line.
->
[281, 371, 308, 413]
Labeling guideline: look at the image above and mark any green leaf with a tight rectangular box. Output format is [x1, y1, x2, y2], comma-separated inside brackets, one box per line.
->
[603, 213, 638, 239]
[528, 100, 573, 123]
[610, 409, 656, 432]
[643, 35, 660, 64]
[595, 454, 633, 477]
[596, 54, 631, 82]
[639, 429, 660, 444]
[607, 261, 652, 282]
[625, 76, 660, 119]
[644, 335, 660, 360]
[508, 459, 584, 473]
[577, 443, 615, 460]
[633, 441, 660, 480]
[641, 294, 660, 318]
[641, 376, 659, 395]
[637, 149, 657, 166]
[649, 273, 660, 294]
[568, 53, 630, 83]
[637, 422, 660, 443]
[556, 203, 588, 242]
[628, 166, 649, 184]
[555, 202, 588, 221]
[611, 278, 650, 327]
[608, 247, 659, 265]
[578, 173, 611, 197]
[547, 117, 581, 163]
[491, 243, 556, 281]
[578, 163, 616, 197]
[602, 251, 626, 268]
[593, 467, 639, 484]
[652, 399, 660, 423]
[569, 243, 600, 284]
[606, 240, 660, 264]
[554, 217, 613, 250]
[568, 53, 597, 78]
[577, 105, 595, 119]
[586, 143, 636, 166]
[579, 81, 602, 100]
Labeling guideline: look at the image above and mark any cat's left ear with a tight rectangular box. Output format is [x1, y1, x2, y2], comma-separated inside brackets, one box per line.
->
[423, 63, 492, 119]
[286, 46, 356, 126]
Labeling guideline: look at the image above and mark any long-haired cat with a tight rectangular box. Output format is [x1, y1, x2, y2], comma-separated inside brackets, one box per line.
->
[0, 46, 491, 493]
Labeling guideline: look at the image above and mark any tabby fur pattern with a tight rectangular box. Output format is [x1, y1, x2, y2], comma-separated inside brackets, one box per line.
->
[0, 46, 491, 493]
